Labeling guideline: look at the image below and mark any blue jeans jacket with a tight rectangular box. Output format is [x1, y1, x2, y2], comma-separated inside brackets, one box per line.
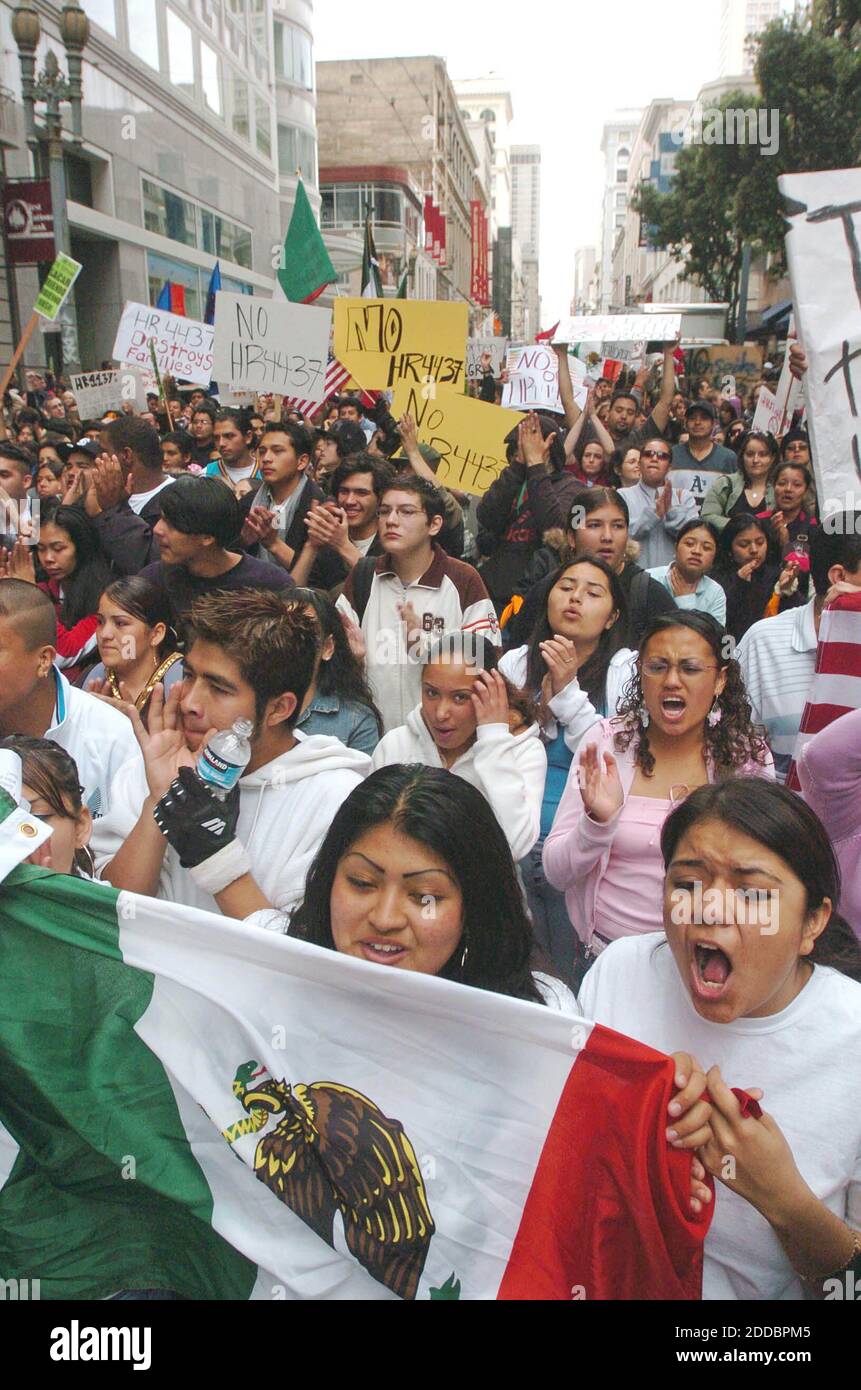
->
[296, 691, 381, 756]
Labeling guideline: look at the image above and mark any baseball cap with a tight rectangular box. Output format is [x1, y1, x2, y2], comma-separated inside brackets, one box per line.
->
[685, 400, 717, 421]
[57, 436, 101, 463]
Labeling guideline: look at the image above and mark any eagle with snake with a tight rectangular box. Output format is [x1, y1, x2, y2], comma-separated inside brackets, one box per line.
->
[223, 1061, 435, 1300]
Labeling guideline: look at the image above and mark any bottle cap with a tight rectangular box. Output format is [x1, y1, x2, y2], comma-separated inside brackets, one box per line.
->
[232, 719, 254, 738]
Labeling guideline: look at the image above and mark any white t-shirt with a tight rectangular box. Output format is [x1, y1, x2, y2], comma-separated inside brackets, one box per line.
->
[578, 932, 861, 1300]
[353, 533, 376, 557]
[127, 476, 174, 515]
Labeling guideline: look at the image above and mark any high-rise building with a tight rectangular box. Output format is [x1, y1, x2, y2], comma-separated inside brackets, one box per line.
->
[0, 0, 352, 371]
[598, 110, 642, 311]
[510, 144, 540, 338]
[572, 247, 597, 313]
[718, 0, 781, 77]
[316, 56, 487, 306]
[453, 75, 515, 327]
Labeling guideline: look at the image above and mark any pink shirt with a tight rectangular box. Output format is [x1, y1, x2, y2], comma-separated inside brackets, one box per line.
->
[592, 795, 674, 947]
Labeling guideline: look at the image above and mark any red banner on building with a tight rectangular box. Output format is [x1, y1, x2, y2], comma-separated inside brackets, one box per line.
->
[471, 201, 490, 305]
[423, 194, 434, 257]
[3, 180, 54, 265]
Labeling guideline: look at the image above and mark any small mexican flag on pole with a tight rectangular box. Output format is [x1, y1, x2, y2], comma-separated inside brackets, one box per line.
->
[275, 176, 336, 304]
[362, 212, 384, 298]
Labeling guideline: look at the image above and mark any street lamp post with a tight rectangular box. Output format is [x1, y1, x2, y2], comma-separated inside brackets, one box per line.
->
[11, 0, 89, 374]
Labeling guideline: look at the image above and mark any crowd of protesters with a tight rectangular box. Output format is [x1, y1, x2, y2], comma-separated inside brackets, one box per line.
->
[0, 330, 859, 1305]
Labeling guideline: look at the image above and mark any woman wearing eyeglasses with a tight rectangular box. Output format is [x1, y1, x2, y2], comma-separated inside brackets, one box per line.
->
[543, 612, 773, 979]
[618, 436, 699, 569]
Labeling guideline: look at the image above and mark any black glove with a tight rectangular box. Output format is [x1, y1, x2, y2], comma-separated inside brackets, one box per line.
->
[153, 766, 241, 868]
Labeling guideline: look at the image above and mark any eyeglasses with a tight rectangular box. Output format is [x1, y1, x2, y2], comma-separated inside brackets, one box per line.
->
[642, 659, 718, 678]
[378, 505, 421, 519]
[640, 449, 671, 462]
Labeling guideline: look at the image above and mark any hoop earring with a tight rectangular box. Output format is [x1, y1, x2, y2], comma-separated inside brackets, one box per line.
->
[460, 944, 469, 971]
[77, 844, 96, 879]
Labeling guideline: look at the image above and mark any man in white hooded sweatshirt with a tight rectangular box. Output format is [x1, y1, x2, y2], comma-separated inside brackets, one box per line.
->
[370, 633, 546, 860]
[92, 589, 370, 928]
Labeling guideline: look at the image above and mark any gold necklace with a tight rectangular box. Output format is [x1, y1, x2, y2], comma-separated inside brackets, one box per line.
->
[108, 652, 182, 710]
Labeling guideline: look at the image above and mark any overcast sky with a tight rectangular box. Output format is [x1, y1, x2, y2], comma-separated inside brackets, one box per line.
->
[314, 0, 753, 319]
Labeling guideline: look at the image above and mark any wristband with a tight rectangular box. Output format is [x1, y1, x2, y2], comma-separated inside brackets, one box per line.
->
[188, 839, 252, 895]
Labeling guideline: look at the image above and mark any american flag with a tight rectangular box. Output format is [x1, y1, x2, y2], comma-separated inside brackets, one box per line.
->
[282, 355, 351, 418]
[786, 590, 861, 790]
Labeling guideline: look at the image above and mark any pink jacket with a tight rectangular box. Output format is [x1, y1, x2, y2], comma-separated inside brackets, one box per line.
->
[798, 708, 861, 941]
[542, 718, 775, 948]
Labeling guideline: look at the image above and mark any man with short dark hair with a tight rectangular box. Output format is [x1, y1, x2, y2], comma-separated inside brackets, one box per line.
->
[290, 452, 393, 589]
[670, 401, 738, 509]
[0, 444, 35, 549]
[241, 421, 323, 573]
[338, 473, 498, 731]
[139, 475, 294, 633]
[92, 589, 369, 922]
[83, 417, 175, 573]
[205, 409, 260, 495]
[0, 579, 139, 815]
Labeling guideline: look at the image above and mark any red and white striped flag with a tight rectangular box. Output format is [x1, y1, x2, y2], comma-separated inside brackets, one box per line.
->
[786, 590, 861, 790]
[282, 355, 351, 417]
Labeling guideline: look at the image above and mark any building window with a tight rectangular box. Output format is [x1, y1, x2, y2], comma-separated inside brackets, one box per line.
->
[616, 192, 627, 207]
[166, 10, 194, 94]
[273, 19, 313, 89]
[127, 0, 158, 68]
[143, 178, 196, 247]
[617, 169, 627, 183]
[82, 0, 116, 36]
[277, 123, 317, 183]
[147, 251, 203, 319]
[254, 93, 272, 159]
[320, 187, 334, 228]
[335, 185, 361, 226]
[201, 40, 222, 116]
[229, 74, 249, 140]
[373, 187, 401, 225]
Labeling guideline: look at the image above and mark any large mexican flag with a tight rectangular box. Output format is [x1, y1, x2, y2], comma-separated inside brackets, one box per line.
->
[0, 854, 709, 1300]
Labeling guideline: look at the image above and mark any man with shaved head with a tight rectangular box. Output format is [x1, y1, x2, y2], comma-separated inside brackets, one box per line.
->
[0, 581, 139, 817]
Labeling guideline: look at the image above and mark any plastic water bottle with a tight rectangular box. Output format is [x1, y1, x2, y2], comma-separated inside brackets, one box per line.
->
[195, 719, 253, 800]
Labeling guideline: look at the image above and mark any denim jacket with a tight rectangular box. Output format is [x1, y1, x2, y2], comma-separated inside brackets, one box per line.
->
[295, 691, 381, 755]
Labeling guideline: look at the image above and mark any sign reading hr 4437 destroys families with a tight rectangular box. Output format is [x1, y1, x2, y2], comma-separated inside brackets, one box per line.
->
[334, 299, 468, 392]
[212, 292, 331, 401]
[112, 301, 214, 386]
[780, 166, 861, 514]
[391, 383, 524, 497]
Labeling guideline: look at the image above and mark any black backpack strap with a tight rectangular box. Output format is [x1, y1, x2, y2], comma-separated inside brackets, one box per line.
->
[351, 556, 376, 624]
[630, 569, 650, 645]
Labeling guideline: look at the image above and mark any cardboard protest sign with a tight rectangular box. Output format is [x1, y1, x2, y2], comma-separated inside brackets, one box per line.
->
[112, 302, 214, 386]
[553, 313, 680, 346]
[33, 253, 82, 321]
[686, 343, 763, 390]
[334, 299, 468, 392]
[391, 383, 524, 497]
[212, 292, 331, 402]
[502, 344, 563, 412]
[69, 367, 154, 418]
[467, 337, 508, 380]
[780, 166, 861, 514]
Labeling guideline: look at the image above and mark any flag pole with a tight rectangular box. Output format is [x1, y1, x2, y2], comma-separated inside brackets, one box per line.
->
[148, 339, 175, 429]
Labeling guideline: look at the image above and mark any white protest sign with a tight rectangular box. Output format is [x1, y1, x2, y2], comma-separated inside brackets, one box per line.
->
[553, 313, 681, 346]
[752, 384, 783, 436]
[112, 302, 214, 386]
[70, 367, 157, 417]
[502, 344, 563, 412]
[780, 167, 861, 514]
[213, 292, 331, 402]
[467, 337, 508, 380]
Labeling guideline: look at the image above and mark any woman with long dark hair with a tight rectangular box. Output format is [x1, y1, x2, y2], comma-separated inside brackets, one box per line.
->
[290, 765, 571, 1007]
[701, 431, 778, 531]
[372, 633, 545, 861]
[86, 576, 182, 725]
[543, 612, 773, 974]
[0, 502, 115, 681]
[712, 513, 803, 643]
[499, 557, 632, 983]
[291, 588, 383, 754]
[0, 736, 95, 877]
[578, 778, 861, 1300]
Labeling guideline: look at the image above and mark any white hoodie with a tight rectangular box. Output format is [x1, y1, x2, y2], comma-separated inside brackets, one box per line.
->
[370, 705, 546, 860]
[91, 732, 370, 927]
[498, 645, 636, 754]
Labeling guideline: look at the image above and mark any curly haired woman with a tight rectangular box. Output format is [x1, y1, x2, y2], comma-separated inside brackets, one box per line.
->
[543, 612, 774, 980]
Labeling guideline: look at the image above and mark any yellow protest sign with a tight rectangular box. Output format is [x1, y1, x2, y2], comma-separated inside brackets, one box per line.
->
[334, 298, 468, 392]
[391, 383, 524, 497]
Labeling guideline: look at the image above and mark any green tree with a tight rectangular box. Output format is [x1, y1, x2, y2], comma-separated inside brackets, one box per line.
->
[632, 10, 861, 340]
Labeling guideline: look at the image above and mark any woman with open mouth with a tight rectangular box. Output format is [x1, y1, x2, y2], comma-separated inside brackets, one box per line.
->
[578, 778, 861, 1300]
[543, 612, 773, 982]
